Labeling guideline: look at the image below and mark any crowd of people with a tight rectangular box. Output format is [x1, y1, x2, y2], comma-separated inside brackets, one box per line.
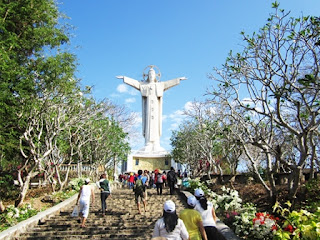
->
[118, 167, 188, 195]
[151, 187, 221, 240]
[75, 168, 222, 239]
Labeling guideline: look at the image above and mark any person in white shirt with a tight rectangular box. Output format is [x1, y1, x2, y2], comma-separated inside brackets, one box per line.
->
[194, 188, 219, 240]
[76, 178, 95, 228]
[152, 200, 189, 240]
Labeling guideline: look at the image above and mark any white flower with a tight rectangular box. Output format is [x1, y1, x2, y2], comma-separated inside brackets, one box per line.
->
[7, 212, 14, 218]
[14, 208, 19, 214]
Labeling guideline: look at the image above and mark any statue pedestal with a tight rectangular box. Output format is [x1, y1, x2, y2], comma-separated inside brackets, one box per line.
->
[126, 149, 171, 173]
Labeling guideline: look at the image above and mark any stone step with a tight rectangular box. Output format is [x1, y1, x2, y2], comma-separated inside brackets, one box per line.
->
[17, 187, 187, 239]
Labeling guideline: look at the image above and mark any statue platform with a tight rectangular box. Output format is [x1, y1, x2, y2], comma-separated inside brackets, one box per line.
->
[126, 148, 172, 173]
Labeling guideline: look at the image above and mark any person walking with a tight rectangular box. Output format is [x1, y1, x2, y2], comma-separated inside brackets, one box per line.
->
[76, 178, 95, 228]
[143, 170, 150, 200]
[134, 169, 147, 214]
[128, 172, 134, 189]
[152, 200, 189, 240]
[194, 188, 221, 240]
[155, 169, 164, 195]
[167, 167, 177, 195]
[179, 195, 208, 240]
[96, 173, 111, 216]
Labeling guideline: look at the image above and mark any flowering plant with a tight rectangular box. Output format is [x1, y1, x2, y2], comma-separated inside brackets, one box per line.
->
[0, 204, 38, 231]
[273, 202, 320, 240]
[233, 209, 277, 239]
[214, 186, 242, 213]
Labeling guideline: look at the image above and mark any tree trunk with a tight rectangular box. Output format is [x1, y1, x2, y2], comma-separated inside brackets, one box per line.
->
[113, 155, 117, 181]
[59, 164, 71, 191]
[288, 167, 302, 201]
[266, 152, 278, 205]
[0, 200, 5, 212]
[15, 174, 31, 207]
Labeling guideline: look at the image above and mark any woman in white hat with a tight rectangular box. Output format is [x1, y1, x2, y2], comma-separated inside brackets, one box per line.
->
[194, 188, 218, 240]
[76, 178, 95, 228]
[152, 200, 189, 240]
[179, 195, 207, 240]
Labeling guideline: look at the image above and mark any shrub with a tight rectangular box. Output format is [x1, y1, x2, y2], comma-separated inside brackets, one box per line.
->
[0, 204, 38, 231]
[273, 202, 320, 240]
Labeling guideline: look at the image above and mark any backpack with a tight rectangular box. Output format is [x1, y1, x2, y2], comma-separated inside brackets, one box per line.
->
[134, 177, 144, 193]
[157, 173, 163, 183]
[167, 171, 176, 182]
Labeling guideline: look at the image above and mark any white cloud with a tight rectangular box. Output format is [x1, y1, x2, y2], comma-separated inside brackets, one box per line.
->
[116, 84, 139, 96]
[168, 109, 187, 131]
[117, 84, 128, 93]
[125, 98, 136, 103]
[184, 101, 194, 111]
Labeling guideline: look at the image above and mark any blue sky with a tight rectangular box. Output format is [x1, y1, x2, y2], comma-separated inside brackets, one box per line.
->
[58, 0, 320, 151]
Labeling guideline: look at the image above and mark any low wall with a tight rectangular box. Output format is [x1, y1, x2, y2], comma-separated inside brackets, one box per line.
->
[0, 194, 78, 240]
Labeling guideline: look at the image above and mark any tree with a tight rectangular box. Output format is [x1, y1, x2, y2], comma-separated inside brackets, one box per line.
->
[171, 121, 203, 177]
[0, 0, 78, 206]
[0, 0, 72, 166]
[170, 101, 242, 178]
[208, 2, 320, 201]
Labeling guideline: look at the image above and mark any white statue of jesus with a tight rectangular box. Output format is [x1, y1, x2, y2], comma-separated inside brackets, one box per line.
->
[117, 66, 186, 152]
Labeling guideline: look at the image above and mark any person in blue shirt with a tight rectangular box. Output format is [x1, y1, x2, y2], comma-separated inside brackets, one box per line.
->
[134, 169, 147, 214]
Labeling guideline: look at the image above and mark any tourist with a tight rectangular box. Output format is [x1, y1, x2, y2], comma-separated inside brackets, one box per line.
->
[167, 167, 177, 195]
[179, 195, 208, 240]
[76, 178, 95, 228]
[152, 200, 189, 240]
[155, 169, 164, 195]
[128, 172, 134, 189]
[96, 173, 111, 216]
[150, 171, 155, 188]
[177, 169, 182, 178]
[194, 188, 219, 240]
[162, 171, 167, 187]
[134, 169, 147, 214]
[143, 170, 150, 200]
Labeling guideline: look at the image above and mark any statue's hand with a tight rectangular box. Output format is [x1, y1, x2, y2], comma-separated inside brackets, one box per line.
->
[180, 77, 187, 80]
[116, 76, 124, 79]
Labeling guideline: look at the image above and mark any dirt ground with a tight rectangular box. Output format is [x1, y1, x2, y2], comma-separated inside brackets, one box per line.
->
[211, 181, 320, 212]
[3, 186, 57, 211]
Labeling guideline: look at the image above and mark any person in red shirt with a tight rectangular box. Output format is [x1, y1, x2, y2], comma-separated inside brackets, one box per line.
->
[128, 172, 135, 189]
[154, 169, 165, 195]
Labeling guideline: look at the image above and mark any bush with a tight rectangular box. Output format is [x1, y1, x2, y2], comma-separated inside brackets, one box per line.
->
[67, 178, 86, 191]
[0, 204, 38, 231]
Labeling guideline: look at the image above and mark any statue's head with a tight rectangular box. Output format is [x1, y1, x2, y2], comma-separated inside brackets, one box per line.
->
[148, 68, 157, 83]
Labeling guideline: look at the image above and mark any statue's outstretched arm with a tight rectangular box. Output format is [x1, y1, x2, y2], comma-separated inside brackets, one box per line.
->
[163, 77, 187, 91]
[116, 76, 140, 90]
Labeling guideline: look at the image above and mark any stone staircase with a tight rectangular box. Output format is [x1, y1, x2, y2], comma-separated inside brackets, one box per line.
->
[15, 187, 187, 240]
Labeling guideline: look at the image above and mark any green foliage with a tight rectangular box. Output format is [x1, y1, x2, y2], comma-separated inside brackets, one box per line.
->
[51, 190, 77, 203]
[0, 0, 75, 165]
[0, 204, 38, 231]
[0, 172, 19, 200]
[187, 178, 211, 196]
[0, 188, 76, 232]
[188, 179, 320, 239]
[67, 178, 85, 191]
[273, 202, 320, 239]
